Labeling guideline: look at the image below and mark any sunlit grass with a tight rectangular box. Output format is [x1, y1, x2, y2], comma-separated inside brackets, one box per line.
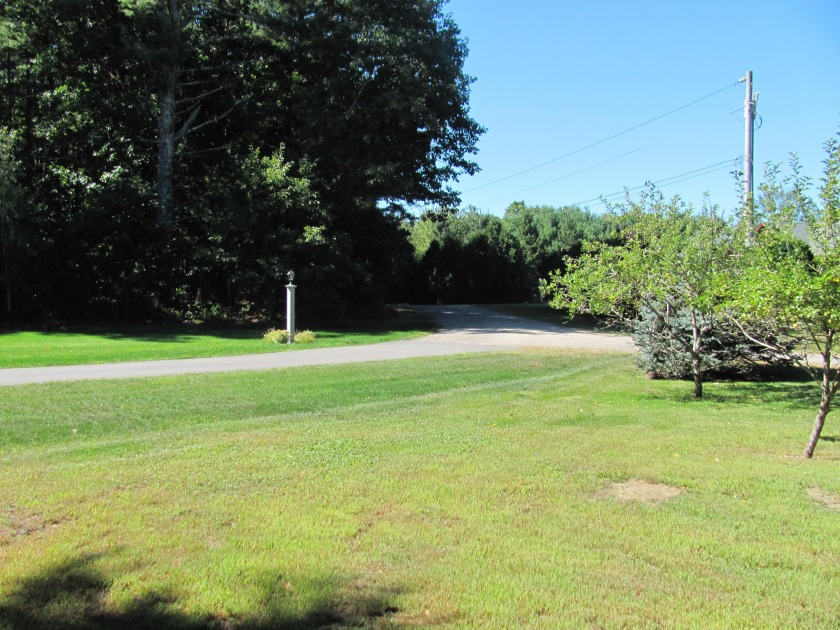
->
[0, 319, 433, 368]
[0, 351, 837, 628]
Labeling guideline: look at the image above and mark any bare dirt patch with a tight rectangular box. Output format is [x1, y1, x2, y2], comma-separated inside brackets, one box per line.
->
[598, 479, 684, 505]
[807, 487, 840, 511]
[0, 506, 65, 542]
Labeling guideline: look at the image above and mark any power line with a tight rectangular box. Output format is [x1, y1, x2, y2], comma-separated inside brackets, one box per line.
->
[576, 158, 741, 208]
[571, 157, 742, 209]
[464, 80, 742, 194]
[477, 145, 649, 206]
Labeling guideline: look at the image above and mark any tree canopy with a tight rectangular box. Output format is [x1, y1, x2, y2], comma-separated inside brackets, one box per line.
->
[545, 189, 736, 399]
[0, 0, 482, 322]
[726, 138, 840, 457]
[544, 135, 840, 457]
[406, 203, 610, 304]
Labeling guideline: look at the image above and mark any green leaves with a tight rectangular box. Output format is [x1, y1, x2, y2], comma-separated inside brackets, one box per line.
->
[734, 137, 840, 337]
[542, 133, 840, 451]
[545, 187, 742, 398]
[0, 0, 483, 321]
[547, 189, 734, 324]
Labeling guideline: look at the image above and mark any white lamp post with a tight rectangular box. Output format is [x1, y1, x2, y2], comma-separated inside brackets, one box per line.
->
[286, 270, 296, 343]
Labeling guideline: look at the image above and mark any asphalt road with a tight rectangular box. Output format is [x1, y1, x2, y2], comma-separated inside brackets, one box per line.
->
[0, 305, 633, 386]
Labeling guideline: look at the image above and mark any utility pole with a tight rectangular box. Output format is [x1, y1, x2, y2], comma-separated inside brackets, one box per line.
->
[742, 71, 756, 214]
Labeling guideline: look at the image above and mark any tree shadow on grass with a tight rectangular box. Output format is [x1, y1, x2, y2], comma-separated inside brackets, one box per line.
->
[646, 366, 821, 412]
[703, 380, 821, 411]
[0, 319, 436, 343]
[18, 326, 262, 344]
[0, 554, 401, 630]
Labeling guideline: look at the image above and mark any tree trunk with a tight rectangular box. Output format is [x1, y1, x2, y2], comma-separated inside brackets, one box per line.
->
[156, 66, 176, 229]
[1, 260, 9, 316]
[692, 356, 703, 399]
[155, 0, 180, 230]
[690, 311, 703, 399]
[804, 335, 837, 458]
[804, 387, 831, 459]
[2, 246, 10, 316]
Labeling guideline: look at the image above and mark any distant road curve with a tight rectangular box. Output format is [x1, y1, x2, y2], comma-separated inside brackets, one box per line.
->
[412, 305, 633, 351]
[0, 305, 632, 386]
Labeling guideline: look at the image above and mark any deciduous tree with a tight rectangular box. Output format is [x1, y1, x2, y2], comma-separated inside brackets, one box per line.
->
[0, 0, 483, 321]
[546, 189, 734, 399]
[727, 137, 840, 457]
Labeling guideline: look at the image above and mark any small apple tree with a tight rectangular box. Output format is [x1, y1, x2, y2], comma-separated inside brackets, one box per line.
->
[545, 188, 735, 399]
[727, 136, 840, 458]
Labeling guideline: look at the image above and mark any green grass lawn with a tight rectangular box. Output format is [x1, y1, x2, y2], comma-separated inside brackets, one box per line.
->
[0, 317, 433, 368]
[1, 351, 838, 628]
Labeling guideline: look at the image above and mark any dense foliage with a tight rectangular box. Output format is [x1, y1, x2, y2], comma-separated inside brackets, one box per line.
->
[544, 134, 840, 456]
[0, 0, 482, 323]
[725, 138, 840, 457]
[545, 189, 740, 399]
[407, 204, 610, 304]
[501, 201, 613, 277]
[633, 305, 795, 380]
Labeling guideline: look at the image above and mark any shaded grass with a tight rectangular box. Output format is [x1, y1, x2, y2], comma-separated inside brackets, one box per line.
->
[1, 351, 838, 628]
[0, 316, 434, 368]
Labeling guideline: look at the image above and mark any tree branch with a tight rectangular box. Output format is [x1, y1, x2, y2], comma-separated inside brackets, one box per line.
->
[344, 79, 372, 119]
[181, 146, 228, 156]
[175, 104, 202, 141]
[724, 312, 814, 378]
[175, 97, 248, 141]
[178, 79, 217, 88]
[176, 85, 225, 105]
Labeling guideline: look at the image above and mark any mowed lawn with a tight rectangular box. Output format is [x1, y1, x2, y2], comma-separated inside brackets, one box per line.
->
[0, 323, 432, 369]
[0, 351, 838, 628]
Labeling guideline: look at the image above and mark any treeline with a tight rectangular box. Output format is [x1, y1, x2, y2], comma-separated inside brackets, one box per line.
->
[0, 0, 482, 324]
[405, 203, 613, 304]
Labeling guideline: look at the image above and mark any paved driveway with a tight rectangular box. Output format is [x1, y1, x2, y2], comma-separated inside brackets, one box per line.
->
[411, 305, 632, 351]
[0, 305, 632, 386]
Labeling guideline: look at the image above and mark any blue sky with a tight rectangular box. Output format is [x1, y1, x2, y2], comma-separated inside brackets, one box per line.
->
[442, 0, 840, 216]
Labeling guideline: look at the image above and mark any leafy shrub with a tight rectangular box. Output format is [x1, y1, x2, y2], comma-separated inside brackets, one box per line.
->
[633, 306, 798, 379]
[263, 328, 289, 344]
[293, 330, 316, 344]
